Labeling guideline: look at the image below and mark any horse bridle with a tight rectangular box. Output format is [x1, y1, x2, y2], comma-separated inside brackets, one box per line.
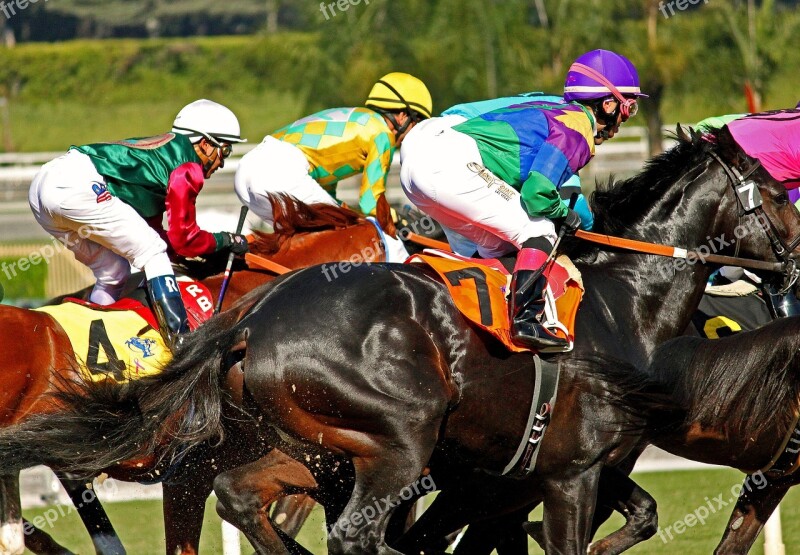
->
[709, 151, 800, 292]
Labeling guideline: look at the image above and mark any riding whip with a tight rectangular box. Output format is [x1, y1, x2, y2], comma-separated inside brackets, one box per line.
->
[214, 205, 249, 314]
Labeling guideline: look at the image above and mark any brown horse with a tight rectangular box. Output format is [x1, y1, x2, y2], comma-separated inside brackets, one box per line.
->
[0, 194, 394, 555]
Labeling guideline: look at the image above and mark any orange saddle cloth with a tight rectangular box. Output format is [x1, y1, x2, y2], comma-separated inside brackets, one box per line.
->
[408, 250, 584, 353]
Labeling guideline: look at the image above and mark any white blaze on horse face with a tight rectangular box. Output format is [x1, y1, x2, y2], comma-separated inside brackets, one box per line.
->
[0, 520, 24, 555]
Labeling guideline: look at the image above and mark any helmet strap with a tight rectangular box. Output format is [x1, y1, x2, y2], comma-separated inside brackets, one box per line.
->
[378, 109, 414, 137]
[569, 62, 637, 119]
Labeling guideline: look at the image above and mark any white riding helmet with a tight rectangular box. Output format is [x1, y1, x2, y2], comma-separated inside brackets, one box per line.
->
[172, 99, 246, 144]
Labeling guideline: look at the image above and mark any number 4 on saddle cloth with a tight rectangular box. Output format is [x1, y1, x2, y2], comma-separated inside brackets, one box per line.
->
[34, 278, 214, 382]
[407, 249, 585, 353]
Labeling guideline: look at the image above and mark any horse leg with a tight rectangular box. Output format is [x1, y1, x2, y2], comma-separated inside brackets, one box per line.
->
[396, 476, 540, 554]
[328, 448, 435, 555]
[714, 475, 794, 555]
[20, 519, 75, 555]
[0, 474, 24, 555]
[541, 464, 603, 554]
[271, 495, 316, 538]
[452, 505, 531, 555]
[162, 476, 214, 555]
[213, 450, 318, 555]
[586, 466, 658, 555]
[58, 475, 126, 555]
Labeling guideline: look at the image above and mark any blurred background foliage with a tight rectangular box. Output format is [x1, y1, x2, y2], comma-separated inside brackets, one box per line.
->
[0, 0, 799, 152]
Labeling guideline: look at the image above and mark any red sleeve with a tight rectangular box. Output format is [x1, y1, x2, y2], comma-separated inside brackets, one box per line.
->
[165, 162, 218, 258]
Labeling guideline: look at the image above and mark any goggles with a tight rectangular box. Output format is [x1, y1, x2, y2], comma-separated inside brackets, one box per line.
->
[205, 135, 233, 159]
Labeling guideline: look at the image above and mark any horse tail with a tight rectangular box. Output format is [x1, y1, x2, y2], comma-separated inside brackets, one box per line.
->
[0, 311, 242, 477]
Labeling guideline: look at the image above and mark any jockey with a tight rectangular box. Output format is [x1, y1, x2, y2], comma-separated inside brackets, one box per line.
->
[234, 72, 432, 261]
[400, 50, 645, 351]
[28, 99, 248, 347]
[437, 93, 594, 256]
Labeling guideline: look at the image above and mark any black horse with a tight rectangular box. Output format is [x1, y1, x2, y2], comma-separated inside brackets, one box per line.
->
[0, 126, 799, 554]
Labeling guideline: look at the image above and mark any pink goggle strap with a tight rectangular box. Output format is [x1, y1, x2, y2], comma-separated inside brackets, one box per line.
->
[568, 62, 637, 118]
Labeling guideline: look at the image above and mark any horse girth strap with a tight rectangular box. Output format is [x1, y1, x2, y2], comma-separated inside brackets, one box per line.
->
[760, 411, 800, 477]
[574, 230, 785, 273]
[500, 357, 560, 478]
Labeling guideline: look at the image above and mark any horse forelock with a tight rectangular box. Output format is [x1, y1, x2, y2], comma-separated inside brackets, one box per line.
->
[659, 316, 800, 440]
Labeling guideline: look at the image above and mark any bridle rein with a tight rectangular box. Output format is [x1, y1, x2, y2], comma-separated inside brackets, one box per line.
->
[575, 150, 800, 293]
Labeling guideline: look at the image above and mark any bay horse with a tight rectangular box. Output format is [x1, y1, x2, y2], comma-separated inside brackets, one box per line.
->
[579, 315, 800, 555]
[1, 126, 799, 554]
[0, 193, 394, 555]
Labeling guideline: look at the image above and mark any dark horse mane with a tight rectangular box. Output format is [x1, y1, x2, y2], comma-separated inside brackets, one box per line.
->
[584, 125, 743, 240]
[649, 316, 800, 439]
[249, 193, 365, 256]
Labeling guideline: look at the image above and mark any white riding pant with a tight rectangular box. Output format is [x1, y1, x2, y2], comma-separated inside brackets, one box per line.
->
[28, 150, 171, 304]
[234, 136, 337, 226]
[400, 118, 556, 259]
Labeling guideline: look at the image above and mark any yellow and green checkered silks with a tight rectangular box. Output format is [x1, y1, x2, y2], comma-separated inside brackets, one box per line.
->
[272, 107, 396, 215]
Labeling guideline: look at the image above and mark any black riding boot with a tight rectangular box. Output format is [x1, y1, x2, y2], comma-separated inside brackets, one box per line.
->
[146, 275, 189, 350]
[509, 246, 569, 352]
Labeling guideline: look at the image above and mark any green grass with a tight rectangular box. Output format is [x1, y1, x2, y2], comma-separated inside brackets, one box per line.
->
[21, 468, 800, 554]
[0, 255, 47, 299]
[23, 495, 328, 555]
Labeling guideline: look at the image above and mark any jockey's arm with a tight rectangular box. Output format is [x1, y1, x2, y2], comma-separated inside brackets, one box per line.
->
[357, 132, 393, 216]
[164, 162, 227, 258]
[520, 143, 573, 221]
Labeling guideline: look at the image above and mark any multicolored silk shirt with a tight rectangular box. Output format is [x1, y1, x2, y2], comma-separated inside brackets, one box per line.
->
[453, 102, 596, 220]
[71, 133, 227, 258]
[271, 107, 396, 216]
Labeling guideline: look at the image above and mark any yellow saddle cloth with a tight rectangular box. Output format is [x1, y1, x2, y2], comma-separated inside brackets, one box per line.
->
[408, 250, 584, 353]
[36, 299, 171, 383]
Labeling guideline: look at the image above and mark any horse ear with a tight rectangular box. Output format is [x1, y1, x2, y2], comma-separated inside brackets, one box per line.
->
[676, 124, 690, 143]
[375, 194, 398, 238]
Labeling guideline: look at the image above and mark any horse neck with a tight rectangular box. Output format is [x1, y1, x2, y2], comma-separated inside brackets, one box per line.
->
[260, 222, 384, 269]
[578, 163, 733, 364]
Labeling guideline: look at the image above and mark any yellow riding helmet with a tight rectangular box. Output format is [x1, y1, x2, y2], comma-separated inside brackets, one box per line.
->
[365, 72, 433, 120]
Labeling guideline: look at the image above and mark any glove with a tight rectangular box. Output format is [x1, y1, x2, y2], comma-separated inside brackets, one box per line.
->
[561, 208, 582, 235]
[220, 232, 249, 255]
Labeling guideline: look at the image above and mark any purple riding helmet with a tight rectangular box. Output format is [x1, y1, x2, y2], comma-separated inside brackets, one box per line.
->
[563, 49, 646, 120]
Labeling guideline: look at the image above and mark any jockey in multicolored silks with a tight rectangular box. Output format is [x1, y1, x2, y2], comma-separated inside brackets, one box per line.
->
[437, 92, 596, 257]
[234, 72, 432, 261]
[401, 50, 646, 352]
[29, 99, 249, 347]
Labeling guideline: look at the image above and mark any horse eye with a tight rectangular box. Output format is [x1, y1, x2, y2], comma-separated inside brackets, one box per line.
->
[775, 191, 789, 205]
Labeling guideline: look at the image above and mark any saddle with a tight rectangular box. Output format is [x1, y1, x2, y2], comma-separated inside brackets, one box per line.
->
[35, 278, 214, 382]
[407, 249, 584, 353]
